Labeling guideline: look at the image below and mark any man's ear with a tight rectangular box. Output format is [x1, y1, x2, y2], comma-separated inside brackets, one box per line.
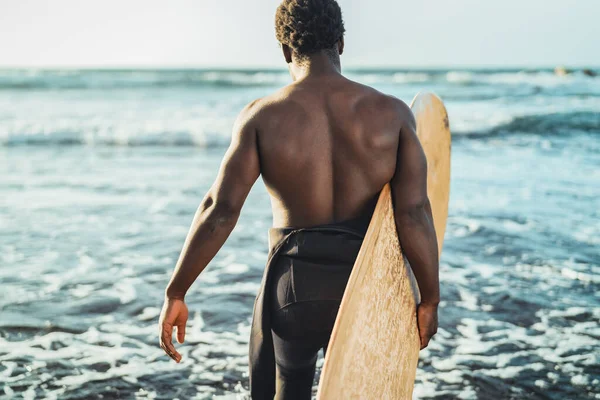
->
[338, 37, 345, 55]
[282, 44, 293, 64]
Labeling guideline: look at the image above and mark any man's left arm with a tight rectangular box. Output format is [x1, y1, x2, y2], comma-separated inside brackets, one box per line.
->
[159, 101, 261, 362]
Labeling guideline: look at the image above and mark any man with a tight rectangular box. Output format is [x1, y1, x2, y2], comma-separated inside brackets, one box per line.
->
[159, 0, 440, 399]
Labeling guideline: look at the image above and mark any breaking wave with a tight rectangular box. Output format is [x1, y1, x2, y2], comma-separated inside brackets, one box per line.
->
[2, 111, 598, 148]
[1, 68, 598, 90]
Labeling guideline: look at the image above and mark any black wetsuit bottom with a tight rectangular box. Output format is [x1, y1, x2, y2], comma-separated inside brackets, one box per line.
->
[267, 214, 369, 400]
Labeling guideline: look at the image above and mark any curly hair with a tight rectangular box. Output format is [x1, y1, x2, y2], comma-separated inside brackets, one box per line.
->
[275, 0, 345, 60]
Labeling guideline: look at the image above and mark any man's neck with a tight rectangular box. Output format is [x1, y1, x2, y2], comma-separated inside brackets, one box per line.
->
[290, 52, 341, 81]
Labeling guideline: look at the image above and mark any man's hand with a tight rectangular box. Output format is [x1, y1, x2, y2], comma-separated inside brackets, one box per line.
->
[159, 297, 189, 363]
[416, 302, 438, 350]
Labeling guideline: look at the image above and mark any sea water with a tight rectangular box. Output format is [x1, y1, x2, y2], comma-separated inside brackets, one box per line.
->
[0, 69, 598, 399]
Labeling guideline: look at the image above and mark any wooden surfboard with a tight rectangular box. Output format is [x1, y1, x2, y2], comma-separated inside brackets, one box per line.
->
[316, 92, 451, 399]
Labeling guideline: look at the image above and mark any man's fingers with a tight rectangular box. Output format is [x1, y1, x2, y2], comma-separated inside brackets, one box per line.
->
[160, 323, 182, 362]
[160, 341, 181, 363]
[419, 328, 437, 350]
[420, 334, 430, 350]
[160, 338, 182, 362]
[162, 322, 173, 337]
[176, 324, 186, 344]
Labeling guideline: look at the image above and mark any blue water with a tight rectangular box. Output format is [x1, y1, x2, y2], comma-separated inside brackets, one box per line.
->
[0, 69, 599, 399]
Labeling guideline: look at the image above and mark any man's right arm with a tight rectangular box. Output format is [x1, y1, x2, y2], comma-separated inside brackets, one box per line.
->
[390, 100, 439, 349]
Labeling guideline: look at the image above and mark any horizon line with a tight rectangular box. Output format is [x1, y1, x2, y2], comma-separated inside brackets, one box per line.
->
[0, 64, 598, 71]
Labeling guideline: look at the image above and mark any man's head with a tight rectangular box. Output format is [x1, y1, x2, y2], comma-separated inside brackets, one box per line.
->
[275, 0, 345, 67]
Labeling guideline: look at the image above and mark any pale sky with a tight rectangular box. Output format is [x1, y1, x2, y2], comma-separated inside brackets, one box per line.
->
[1, 0, 598, 68]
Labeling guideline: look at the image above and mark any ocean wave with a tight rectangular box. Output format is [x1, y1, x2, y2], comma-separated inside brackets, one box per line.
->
[445, 70, 600, 88]
[459, 111, 600, 138]
[0, 114, 237, 147]
[0, 130, 231, 147]
[346, 71, 432, 85]
[0, 69, 291, 90]
[1, 68, 598, 90]
[2, 111, 598, 147]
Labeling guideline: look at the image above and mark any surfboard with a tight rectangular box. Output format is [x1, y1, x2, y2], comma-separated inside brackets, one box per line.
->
[316, 92, 451, 399]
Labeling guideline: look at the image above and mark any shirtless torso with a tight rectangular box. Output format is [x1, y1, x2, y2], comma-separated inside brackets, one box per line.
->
[251, 73, 404, 228]
[159, 3, 439, 385]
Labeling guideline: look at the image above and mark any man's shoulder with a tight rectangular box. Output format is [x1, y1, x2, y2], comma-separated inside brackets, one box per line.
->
[238, 86, 305, 125]
[234, 96, 274, 130]
[238, 85, 294, 112]
[363, 86, 410, 116]
[231, 94, 291, 140]
[342, 78, 409, 115]
[237, 97, 266, 120]
[385, 93, 411, 113]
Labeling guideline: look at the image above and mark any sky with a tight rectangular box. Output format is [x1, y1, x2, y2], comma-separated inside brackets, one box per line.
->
[1, 0, 599, 68]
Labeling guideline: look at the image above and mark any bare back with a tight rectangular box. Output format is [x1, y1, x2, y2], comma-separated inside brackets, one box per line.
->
[255, 75, 404, 228]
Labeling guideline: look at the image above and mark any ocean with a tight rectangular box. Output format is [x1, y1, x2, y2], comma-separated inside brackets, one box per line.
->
[0, 68, 598, 399]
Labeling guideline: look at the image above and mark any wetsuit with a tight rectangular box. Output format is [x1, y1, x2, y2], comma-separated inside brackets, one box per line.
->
[249, 212, 371, 399]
